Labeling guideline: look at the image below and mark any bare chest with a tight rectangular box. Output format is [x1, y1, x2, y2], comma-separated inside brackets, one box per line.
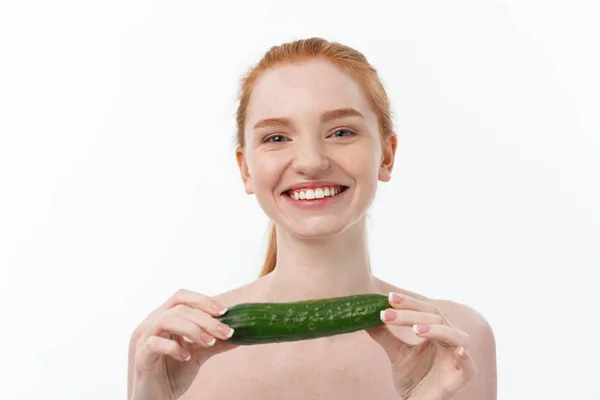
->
[184, 333, 401, 400]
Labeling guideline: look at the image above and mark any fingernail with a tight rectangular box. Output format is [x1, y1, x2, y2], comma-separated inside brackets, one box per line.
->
[380, 309, 395, 322]
[183, 336, 194, 344]
[181, 348, 191, 361]
[211, 301, 228, 315]
[217, 323, 234, 338]
[388, 292, 404, 304]
[413, 324, 430, 334]
[200, 332, 216, 346]
[458, 347, 467, 359]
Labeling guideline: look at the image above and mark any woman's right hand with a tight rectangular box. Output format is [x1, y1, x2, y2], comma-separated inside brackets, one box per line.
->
[128, 289, 240, 400]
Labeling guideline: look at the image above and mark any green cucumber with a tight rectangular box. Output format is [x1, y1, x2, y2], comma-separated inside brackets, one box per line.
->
[216, 293, 389, 345]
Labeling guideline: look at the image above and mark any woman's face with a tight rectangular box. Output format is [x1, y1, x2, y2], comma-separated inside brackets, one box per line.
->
[237, 58, 396, 239]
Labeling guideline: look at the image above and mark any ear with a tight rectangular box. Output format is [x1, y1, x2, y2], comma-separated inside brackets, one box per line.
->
[378, 132, 398, 182]
[235, 146, 254, 194]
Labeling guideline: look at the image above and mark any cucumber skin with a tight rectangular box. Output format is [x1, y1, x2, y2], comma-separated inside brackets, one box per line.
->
[216, 293, 390, 345]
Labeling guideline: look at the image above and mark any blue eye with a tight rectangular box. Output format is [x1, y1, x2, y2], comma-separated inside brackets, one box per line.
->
[333, 129, 354, 137]
[265, 135, 287, 143]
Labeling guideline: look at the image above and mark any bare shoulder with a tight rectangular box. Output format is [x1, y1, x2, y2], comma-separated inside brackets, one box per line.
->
[374, 276, 494, 335]
[375, 277, 498, 399]
[434, 298, 494, 337]
[436, 299, 498, 398]
[209, 276, 268, 306]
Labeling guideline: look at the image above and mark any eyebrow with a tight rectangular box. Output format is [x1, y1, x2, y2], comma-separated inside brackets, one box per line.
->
[252, 107, 364, 131]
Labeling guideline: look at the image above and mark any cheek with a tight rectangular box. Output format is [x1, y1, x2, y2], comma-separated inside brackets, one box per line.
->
[250, 152, 287, 191]
[343, 143, 381, 178]
[355, 160, 380, 187]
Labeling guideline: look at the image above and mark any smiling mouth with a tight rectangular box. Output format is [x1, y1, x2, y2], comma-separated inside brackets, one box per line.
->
[284, 185, 349, 200]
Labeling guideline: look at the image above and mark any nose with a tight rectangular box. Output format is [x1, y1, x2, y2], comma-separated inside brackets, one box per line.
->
[291, 137, 330, 176]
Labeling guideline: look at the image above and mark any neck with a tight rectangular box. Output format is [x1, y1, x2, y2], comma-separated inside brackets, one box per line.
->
[260, 219, 381, 302]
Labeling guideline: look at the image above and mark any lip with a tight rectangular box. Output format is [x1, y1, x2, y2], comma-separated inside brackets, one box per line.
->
[281, 181, 349, 195]
[282, 186, 350, 209]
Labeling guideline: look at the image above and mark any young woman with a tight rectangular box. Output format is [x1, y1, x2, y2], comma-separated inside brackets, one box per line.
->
[127, 37, 497, 400]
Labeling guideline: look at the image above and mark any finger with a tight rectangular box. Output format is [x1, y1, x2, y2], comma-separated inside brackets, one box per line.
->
[415, 323, 476, 376]
[388, 292, 440, 315]
[141, 313, 219, 348]
[454, 346, 477, 379]
[173, 330, 241, 367]
[136, 335, 190, 370]
[156, 288, 228, 317]
[167, 304, 235, 343]
[413, 323, 469, 349]
[380, 308, 444, 327]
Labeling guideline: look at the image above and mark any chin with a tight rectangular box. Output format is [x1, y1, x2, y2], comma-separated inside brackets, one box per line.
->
[284, 215, 363, 240]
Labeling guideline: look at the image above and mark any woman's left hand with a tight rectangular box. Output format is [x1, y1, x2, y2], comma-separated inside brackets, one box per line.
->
[367, 292, 477, 400]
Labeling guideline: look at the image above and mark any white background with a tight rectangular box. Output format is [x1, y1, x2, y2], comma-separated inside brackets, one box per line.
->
[1, 1, 599, 399]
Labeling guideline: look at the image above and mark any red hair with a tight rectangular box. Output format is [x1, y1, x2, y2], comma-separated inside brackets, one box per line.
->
[234, 37, 394, 277]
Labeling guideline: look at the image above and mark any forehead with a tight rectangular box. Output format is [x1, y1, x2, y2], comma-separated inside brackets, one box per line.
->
[245, 58, 375, 130]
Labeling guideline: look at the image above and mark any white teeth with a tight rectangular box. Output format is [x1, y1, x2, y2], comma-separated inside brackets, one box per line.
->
[288, 186, 345, 201]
